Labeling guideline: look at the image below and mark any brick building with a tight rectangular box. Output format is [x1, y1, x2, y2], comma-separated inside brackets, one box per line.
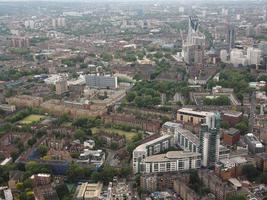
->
[221, 111, 242, 127]
[222, 128, 240, 146]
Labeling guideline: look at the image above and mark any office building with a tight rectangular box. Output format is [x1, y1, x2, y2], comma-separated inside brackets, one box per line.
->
[220, 49, 228, 63]
[244, 133, 264, 154]
[74, 182, 103, 200]
[140, 151, 201, 174]
[199, 112, 221, 167]
[227, 25, 235, 50]
[247, 47, 262, 65]
[30, 174, 51, 187]
[230, 49, 248, 67]
[182, 16, 205, 65]
[85, 74, 118, 89]
[222, 128, 240, 146]
[162, 122, 199, 153]
[133, 135, 173, 174]
[55, 79, 68, 95]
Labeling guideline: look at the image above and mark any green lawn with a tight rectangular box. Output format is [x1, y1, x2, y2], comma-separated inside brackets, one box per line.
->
[92, 127, 138, 142]
[19, 114, 45, 124]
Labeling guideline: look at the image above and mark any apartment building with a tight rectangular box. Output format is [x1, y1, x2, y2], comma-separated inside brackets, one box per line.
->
[140, 151, 201, 174]
[85, 74, 118, 89]
[133, 135, 173, 174]
[162, 122, 199, 153]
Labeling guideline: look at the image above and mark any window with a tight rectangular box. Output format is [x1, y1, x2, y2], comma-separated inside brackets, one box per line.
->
[166, 162, 171, 171]
[178, 161, 184, 170]
[180, 115, 183, 121]
[154, 163, 159, 172]
[190, 117, 193, 123]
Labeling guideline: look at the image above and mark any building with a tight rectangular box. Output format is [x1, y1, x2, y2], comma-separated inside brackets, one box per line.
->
[140, 151, 201, 174]
[227, 25, 235, 50]
[199, 112, 220, 167]
[255, 153, 267, 172]
[6, 95, 43, 108]
[215, 157, 248, 180]
[222, 128, 240, 146]
[182, 16, 205, 65]
[140, 173, 177, 192]
[162, 122, 199, 153]
[133, 135, 173, 174]
[98, 131, 126, 149]
[0, 104, 16, 112]
[244, 133, 264, 154]
[230, 49, 248, 67]
[221, 111, 242, 127]
[10, 37, 29, 48]
[33, 185, 59, 200]
[77, 149, 105, 167]
[30, 174, 51, 187]
[55, 79, 68, 95]
[85, 74, 118, 89]
[177, 108, 217, 129]
[220, 49, 228, 63]
[108, 180, 131, 200]
[247, 47, 262, 66]
[74, 182, 103, 200]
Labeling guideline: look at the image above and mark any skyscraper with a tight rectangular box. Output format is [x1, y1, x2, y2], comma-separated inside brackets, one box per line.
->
[182, 16, 205, 65]
[227, 25, 235, 50]
[199, 112, 221, 167]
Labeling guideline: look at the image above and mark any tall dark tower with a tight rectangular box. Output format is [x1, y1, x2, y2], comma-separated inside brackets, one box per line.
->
[227, 25, 235, 50]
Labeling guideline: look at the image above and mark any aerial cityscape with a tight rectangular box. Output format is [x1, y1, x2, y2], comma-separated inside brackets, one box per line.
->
[0, 0, 267, 199]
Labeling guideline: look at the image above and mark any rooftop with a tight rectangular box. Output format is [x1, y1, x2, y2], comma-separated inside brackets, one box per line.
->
[143, 151, 201, 162]
[178, 108, 215, 117]
[134, 134, 173, 152]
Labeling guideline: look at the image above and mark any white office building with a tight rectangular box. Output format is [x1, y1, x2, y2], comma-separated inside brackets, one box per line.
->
[220, 49, 228, 63]
[140, 151, 201, 174]
[230, 49, 248, 67]
[85, 74, 118, 89]
[247, 47, 262, 65]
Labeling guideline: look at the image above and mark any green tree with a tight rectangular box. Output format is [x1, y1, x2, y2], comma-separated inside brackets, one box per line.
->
[36, 145, 48, 157]
[242, 164, 260, 181]
[74, 129, 86, 141]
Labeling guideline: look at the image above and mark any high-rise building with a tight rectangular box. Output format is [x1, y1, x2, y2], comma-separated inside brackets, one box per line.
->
[182, 16, 205, 65]
[10, 37, 29, 48]
[55, 79, 68, 95]
[227, 25, 235, 50]
[199, 112, 221, 167]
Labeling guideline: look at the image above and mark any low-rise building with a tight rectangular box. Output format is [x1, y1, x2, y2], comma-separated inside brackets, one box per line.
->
[215, 157, 248, 180]
[140, 151, 201, 174]
[222, 128, 240, 146]
[31, 174, 51, 187]
[255, 153, 267, 172]
[244, 133, 264, 154]
[74, 182, 103, 200]
[222, 111, 242, 127]
[6, 95, 43, 108]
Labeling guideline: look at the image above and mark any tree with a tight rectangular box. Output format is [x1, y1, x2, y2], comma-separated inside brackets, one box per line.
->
[235, 120, 248, 135]
[260, 172, 267, 184]
[56, 184, 69, 199]
[74, 129, 86, 141]
[227, 193, 246, 200]
[242, 164, 260, 181]
[36, 145, 48, 157]
[126, 92, 136, 102]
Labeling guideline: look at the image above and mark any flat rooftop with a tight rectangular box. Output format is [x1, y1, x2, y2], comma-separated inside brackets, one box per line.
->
[143, 151, 200, 162]
[177, 108, 214, 117]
